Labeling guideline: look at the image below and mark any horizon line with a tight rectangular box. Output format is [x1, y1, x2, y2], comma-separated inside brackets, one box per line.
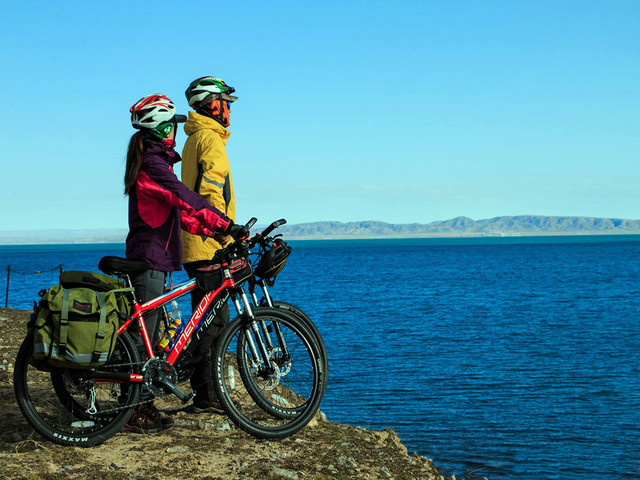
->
[2, 214, 640, 235]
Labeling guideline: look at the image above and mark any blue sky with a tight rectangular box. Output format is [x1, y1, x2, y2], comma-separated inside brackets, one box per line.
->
[1, 1, 638, 231]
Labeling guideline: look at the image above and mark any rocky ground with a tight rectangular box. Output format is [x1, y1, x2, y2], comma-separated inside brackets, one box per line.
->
[0, 308, 458, 480]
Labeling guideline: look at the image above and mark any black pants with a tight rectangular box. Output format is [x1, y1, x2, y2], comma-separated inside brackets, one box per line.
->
[184, 261, 230, 403]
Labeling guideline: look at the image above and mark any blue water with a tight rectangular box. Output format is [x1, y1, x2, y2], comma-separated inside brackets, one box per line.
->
[2, 236, 639, 480]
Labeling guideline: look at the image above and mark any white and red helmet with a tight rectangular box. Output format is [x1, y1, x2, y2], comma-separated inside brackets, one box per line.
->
[130, 94, 186, 138]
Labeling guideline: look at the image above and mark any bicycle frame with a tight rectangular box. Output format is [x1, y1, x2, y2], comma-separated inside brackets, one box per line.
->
[114, 260, 250, 384]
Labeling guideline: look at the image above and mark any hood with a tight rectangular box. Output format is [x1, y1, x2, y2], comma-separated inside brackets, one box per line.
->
[184, 111, 231, 141]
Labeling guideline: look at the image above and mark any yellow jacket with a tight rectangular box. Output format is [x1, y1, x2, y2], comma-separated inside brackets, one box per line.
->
[181, 111, 235, 264]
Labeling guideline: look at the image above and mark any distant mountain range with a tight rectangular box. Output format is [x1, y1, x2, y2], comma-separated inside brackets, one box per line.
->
[277, 216, 640, 239]
[2, 216, 640, 244]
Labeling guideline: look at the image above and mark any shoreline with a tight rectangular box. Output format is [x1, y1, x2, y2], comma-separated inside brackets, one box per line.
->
[2, 230, 640, 245]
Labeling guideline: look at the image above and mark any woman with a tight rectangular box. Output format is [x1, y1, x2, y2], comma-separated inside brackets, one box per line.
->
[124, 94, 243, 433]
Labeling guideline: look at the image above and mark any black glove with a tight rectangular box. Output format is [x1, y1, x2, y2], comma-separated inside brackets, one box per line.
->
[226, 222, 250, 241]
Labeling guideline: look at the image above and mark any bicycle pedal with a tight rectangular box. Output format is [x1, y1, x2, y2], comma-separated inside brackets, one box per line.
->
[182, 392, 195, 404]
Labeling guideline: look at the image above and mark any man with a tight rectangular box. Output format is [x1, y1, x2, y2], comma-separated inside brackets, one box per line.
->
[181, 76, 240, 412]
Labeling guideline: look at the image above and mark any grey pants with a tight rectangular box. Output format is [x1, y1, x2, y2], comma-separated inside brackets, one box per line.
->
[130, 269, 167, 347]
[130, 269, 167, 402]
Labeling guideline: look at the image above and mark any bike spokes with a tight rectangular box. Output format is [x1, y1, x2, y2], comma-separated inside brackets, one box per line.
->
[214, 308, 325, 439]
[14, 332, 142, 446]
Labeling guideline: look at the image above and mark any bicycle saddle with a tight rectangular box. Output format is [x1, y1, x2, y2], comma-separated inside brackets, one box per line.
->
[98, 256, 149, 276]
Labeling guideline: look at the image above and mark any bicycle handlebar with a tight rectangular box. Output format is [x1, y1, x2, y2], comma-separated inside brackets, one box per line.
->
[244, 217, 258, 231]
[259, 218, 287, 239]
[213, 217, 288, 262]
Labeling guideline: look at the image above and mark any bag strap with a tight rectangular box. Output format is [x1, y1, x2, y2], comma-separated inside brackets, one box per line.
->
[107, 286, 135, 321]
[59, 288, 70, 356]
[107, 287, 135, 295]
[92, 292, 108, 363]
[95, 292, 107, 339]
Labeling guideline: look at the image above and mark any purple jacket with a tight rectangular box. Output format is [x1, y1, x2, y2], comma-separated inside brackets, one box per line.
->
[125, 140, 231, 272]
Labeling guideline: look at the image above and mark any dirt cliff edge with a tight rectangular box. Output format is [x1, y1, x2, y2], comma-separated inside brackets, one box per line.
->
[0, 308, 447, 480]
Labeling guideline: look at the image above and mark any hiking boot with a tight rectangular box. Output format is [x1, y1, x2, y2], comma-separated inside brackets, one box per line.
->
[192, 400, 225, 414]
[144, 402, 175, 430]
[191, 399, 243, 414]
[124, 405, 163, 434]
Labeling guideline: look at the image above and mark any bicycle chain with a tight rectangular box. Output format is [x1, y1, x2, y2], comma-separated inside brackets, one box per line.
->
[80, 359, 174, 416]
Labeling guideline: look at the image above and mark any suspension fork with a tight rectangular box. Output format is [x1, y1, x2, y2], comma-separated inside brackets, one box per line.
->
[249, 279, 290, 361]
[248, 278, 273, 308]
[245, 281, 276, 351]
[230, 287, 275, 373]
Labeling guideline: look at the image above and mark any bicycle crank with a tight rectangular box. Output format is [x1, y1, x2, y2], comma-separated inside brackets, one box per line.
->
[142, 358, 193, 403]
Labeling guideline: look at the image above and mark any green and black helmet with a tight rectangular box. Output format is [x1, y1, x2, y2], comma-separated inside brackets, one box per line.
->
[185, 77, 238, 108]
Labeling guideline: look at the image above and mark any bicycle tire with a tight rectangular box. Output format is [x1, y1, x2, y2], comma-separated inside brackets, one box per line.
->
[14, 331, 141, 447]
[213, 308, 326, 439]
[246, 304, 328, 419]
[270, 301, 328, 379]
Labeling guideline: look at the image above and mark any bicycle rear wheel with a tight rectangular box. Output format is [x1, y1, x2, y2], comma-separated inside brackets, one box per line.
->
[213, 308, 326, 439]
[14, 331, 141, 447]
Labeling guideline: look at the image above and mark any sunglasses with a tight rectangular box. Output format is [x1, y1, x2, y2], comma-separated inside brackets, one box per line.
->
[220, 93, 238, 103]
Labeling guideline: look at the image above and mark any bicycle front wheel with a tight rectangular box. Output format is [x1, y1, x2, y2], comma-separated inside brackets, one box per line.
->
[248, 304, 328, 419]
[14, 331, 141, 447]
[270, 301, 328, 385]
[213, 308, 326, 439]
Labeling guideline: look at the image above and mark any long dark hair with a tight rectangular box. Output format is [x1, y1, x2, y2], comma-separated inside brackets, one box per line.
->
[124, 131, 145, 195]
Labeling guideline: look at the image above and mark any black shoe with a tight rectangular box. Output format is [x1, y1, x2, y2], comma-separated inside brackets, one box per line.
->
[192, 400, 225, 414]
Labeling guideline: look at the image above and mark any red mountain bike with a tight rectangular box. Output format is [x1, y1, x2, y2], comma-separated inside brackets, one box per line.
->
[13, 219, 327, 446]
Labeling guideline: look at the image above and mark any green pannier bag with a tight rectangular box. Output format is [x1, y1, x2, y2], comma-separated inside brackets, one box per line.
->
[31, 271, 133, 369]
[59, 271, 132, 319]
